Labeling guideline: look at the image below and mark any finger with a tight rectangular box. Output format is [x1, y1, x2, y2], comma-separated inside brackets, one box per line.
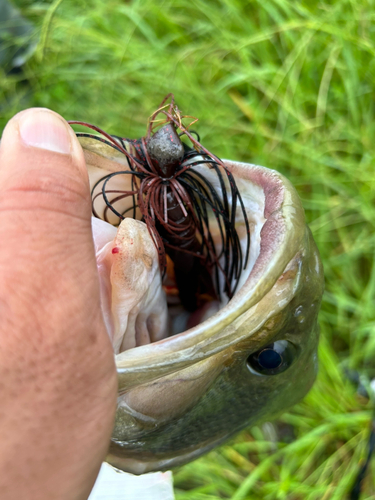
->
[0, 109, 117, 499]
[0, 107, 92, 269]
[0, 108, 105, 354]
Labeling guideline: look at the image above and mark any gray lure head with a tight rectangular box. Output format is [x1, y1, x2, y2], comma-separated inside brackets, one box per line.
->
[80, 136, 324, 475]
[146, 123, 184, 178]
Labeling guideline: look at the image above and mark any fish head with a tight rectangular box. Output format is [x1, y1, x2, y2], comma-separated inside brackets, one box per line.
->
[80, 137, 324, 474]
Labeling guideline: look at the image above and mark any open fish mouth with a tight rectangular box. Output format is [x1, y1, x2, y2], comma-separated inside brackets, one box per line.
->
[84, 155, 323, 474]
[72, 97, 324, 474]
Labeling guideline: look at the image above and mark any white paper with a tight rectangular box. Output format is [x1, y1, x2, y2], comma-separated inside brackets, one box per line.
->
[88, 463, 175, 500]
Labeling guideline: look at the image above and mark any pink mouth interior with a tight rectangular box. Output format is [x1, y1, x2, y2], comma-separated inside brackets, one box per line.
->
[89, 161, 287, 353]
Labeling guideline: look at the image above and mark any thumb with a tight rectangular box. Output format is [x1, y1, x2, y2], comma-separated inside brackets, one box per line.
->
[0, 108, 104, 351]
[0, 108, 117, 500]
[0, 107, 91, 259]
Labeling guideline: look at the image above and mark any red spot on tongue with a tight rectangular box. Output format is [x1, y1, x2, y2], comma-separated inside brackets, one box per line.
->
[112, 247, 120, 254]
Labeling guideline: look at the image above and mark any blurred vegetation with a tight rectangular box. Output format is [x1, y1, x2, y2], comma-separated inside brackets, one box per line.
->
[1, 0, 375, 498]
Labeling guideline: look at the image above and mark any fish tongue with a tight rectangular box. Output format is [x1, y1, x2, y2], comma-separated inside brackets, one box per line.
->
[92, 217, 169, 354]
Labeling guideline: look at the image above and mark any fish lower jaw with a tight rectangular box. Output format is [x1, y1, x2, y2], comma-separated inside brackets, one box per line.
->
[106, 435, 229, 475]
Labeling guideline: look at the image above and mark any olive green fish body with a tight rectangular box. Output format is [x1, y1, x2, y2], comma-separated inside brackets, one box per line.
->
[80, 139, 324, 474]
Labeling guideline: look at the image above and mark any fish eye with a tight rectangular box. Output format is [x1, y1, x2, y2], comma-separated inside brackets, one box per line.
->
[247, 340, 297, 376]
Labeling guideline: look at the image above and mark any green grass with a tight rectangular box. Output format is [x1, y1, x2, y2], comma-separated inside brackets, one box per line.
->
[1, 0, 375, 498]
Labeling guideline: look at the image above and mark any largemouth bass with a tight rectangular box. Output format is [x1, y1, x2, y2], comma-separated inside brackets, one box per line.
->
[74, 101, 324, 475]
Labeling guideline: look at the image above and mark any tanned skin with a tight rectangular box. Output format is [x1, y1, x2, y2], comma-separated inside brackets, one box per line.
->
[0, 109, 118, 500]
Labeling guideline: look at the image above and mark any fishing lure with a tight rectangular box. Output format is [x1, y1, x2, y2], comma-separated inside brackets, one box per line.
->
[69, 94, 250, 311]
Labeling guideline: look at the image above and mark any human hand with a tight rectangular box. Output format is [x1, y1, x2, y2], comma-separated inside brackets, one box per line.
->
[0, 109, 117, 500]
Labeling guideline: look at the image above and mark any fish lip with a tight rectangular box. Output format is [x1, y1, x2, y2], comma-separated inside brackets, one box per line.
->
[106, 433, 233, 475]
[115, 160, 306, 383]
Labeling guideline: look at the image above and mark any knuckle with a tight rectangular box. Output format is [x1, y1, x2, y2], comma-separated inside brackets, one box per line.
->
[0, 168, 91, 219]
